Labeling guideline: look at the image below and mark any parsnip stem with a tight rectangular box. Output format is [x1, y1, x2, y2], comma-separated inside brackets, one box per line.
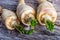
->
[44, 18, 54, 31]
[29, 19, 37, 29]
[14, 24, 35, 35]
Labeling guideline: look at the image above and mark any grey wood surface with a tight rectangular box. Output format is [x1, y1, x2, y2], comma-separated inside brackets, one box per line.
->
[0, 0, 60, 40]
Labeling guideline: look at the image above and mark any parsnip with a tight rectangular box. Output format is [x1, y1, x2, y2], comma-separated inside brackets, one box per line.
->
[17, 0, 35, 26]
[37, 0, 57, 25]
[1, 9, 19, 30]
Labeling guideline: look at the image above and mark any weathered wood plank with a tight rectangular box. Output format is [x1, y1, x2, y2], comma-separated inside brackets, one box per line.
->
[52, 0, 60, 12]
[0, 0, 38, 11]
[55, 12, 60, 26]
[0, 0, 60, 40]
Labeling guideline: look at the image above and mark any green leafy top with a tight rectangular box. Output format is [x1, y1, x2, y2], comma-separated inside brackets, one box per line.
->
[14, 24, 35, 35]
[14, 18, 37, 35]
[29, 19, 37, 29]
[45, 18, 54, 31]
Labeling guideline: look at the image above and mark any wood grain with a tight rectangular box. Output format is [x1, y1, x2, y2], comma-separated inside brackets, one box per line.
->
[0, 0, 60, 40]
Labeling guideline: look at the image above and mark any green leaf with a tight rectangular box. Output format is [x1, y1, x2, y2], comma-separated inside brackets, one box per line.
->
[14, 24, 24, 34]
[14, 24, 35, 35]
[30, 19, 37, 29]
[45, 18, 54, 31]
[24, 29, 35, 35]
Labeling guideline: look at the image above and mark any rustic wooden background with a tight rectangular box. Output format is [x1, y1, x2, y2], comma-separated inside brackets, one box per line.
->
[0, 0, 60, 40]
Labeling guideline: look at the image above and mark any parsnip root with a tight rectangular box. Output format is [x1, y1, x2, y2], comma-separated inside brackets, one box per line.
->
[37, 1, 57, 25]
[17, 0, 35, 26]
[2, 9, 19, 30]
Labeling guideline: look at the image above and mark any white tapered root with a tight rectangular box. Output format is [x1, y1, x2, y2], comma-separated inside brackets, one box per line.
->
[18, 0, 25, 5]
[37, 1, 57, 25]
[2, 9, 19, 30]
[17, 0, 35, 26]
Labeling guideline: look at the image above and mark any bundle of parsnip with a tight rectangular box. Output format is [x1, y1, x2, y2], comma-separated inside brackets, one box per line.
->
[37, 0, 57, 31]
[16, 0, 36, 34]
[0, 0, 57, 35]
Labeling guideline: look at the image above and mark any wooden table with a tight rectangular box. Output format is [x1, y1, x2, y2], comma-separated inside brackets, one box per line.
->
[0, 0, 60, 40]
